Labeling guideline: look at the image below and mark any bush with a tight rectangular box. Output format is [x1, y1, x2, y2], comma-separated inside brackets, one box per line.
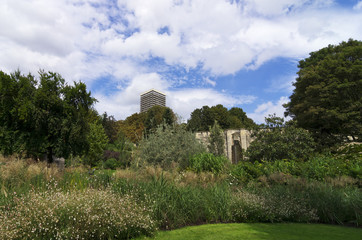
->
[231, 188, 318, 223]
[103, 158, 119, 170]
[189, 153, 228, 174]
[137, 124, 205, 169]
[246, 116, 315, 162]
[0, 189, 157, 239]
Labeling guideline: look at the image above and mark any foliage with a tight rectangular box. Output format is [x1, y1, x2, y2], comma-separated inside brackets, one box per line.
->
[208, 121, 225, 156]
[284, 39, 362, 147]
[118, 112, 147, 143]
[228, 107, 256, 130]
[145, 106, 176, 134]
[187, 105, 256, 131]
[83, 122, 109, 166]
[246, 115, 315, 162]
[119, 106, 176, 143]
[101, 113, 119, 143]
[1, 156, 361, 234]
[0, 70, 96, 162]
[230, 152, 361, 184]
[0, 189, 156, 240]
[103, 133, 134, 169]
[113, 176, 232, 230]
[137, 124, 206, 169]
[189, 153, 228, 174]
[231, 187, 318, 223]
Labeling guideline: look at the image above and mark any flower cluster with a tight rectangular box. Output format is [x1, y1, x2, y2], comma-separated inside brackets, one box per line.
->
[0, 188, 156, 239]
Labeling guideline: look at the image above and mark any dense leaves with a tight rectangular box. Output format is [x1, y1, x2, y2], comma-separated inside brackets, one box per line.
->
[285, 39, 362, 146]
[137, 124, 206, 169]
[246, 115, 316, 162]
[0, 70, 96, 162]
[208, 121, 225, 156]
[187, 104, 255, 131]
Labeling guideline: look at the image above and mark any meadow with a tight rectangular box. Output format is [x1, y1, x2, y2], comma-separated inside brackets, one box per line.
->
[0, 154, 361, 239]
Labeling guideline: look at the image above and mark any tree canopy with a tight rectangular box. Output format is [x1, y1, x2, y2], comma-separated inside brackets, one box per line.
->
[0, 70, 96, 162]
[284, 39, 362, 145]
[246, 115, 316, 162]
[118, 105, 176, 143]
[187, 104, 255, 131]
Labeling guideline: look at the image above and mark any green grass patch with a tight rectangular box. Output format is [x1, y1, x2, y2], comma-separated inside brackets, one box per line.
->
[137, 223, 362, 240]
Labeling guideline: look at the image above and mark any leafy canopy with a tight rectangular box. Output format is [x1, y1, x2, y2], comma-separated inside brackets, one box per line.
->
[0, 70, 97, 162]
[187, 104, 255, 131]
[284, 39, 362, 146]
[246, 115, 316, 162]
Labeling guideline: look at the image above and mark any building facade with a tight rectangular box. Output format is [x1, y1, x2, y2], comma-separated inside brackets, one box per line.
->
[140, 89, 166, 113]
[196, 129, 253, 164]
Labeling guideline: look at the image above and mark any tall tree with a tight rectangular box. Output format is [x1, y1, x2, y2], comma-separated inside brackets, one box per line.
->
[284, 39, 362, 146]
[208, 121, 225, 156]
[246, 115, 315, 162]
[229, 107, 256, 129]
[0, 70, 96, 162]
[187, 105, 255, 131]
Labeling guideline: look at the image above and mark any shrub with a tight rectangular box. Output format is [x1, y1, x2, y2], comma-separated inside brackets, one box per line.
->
[103, 158, 119, 170]
[246, 116, 315, 162]
[231, 187, 319, 223]
[137, 124, 205, 169]
[189, 153, 228, 174]
[0, 189, 157, 239]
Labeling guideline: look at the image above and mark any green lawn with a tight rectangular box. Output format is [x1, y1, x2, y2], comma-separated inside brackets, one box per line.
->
[136, 223, 362, 240]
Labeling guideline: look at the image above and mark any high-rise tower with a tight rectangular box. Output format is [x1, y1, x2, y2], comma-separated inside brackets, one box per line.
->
[140, 89, 166, 113]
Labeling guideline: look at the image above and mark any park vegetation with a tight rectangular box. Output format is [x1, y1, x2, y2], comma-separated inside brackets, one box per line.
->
[0, 39, 361, 239]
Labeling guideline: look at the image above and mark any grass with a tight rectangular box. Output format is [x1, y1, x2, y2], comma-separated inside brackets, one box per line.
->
[136, 223, 362, 240]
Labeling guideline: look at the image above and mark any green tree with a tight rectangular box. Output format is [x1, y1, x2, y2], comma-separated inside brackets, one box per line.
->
[246, 115, 316, 162]
[101, 113, 119, 143]
[118, 113, 146, 143]
[187, 105, 255, 131]
[208, 121, 225, 156]
[228, 107, 256, 129]
[137, 124, 206, 169]
[284, 39, 362, 146]
[84, 122, 109, 166]
[0, 70, 96, 162]
[162, 107, 175, 126]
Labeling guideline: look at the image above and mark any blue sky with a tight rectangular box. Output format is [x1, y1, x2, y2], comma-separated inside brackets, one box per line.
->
[1, 0, 361, 122]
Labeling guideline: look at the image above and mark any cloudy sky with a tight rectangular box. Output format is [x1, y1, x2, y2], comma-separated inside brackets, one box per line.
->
[1, 0, 361, 122]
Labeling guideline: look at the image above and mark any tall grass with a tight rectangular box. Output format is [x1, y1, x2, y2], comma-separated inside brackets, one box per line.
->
[0, 156, 361, 240]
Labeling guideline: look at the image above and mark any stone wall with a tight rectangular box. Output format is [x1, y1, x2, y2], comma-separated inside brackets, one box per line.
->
[196, 129, 253, 163]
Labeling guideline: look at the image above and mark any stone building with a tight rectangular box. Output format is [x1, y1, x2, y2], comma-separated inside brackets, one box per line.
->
[196, 129, 253, 164]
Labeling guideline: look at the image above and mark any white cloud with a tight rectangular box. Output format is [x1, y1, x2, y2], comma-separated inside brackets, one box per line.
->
[94, 75, 256, 121]
[266, 74, 295, 94]
[1, 0, 361, 78]
[248, 96, 290, 123]
[1, 0, 361, 122]
[353, 1, 362, 10]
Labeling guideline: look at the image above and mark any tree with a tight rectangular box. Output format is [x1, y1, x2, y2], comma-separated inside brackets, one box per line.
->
[284, 39, 362, 146]
[84, 122, 109, 166]
[246, 115, 316, 162]
[208, 121, 225, 156]
[101, 113, 119, 143]
[187, 105, 255, 131]
[144, 106, 175, 134]
[137, 124, 206, 169]
[118, 113, 146, 143]
[228, 107, 256, 129]
[0, 70, 97, 162]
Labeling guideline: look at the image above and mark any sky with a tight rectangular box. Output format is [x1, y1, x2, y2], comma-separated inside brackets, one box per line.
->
[1, 0, 361, 123]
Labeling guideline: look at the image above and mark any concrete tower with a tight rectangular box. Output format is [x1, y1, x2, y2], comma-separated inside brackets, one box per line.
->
[140, 89, 166, 113]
